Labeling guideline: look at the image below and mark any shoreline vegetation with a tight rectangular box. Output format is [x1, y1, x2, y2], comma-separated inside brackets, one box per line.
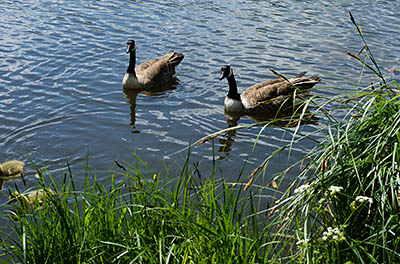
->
[1, 12, 400, 263]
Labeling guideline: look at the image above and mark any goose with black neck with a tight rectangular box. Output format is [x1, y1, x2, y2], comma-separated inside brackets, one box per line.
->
[123, 39, 184, 90]
[219, 65, 321, 116]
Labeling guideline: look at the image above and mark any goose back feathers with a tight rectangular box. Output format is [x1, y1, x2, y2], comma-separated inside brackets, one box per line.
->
[219, 65, 320, 115]
[123, 40, 184, 90]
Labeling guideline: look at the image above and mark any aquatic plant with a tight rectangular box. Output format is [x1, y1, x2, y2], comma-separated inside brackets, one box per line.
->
[270, 11, 400, 263]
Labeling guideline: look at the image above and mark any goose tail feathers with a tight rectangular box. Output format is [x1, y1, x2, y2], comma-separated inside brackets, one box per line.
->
[292, 75, 321, 90]
[166, 51, 185, 67]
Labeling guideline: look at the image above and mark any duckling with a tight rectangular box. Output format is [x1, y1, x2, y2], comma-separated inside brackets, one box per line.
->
[8, 189, 56, 219]
[0, 160, 25, 190]
[219, 65, 320, 115]
[122, 39, 184, 90]
[0, 160, 24, 177]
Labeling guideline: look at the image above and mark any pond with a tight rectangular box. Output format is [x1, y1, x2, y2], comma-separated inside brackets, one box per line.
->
[1, 0, 399, 192]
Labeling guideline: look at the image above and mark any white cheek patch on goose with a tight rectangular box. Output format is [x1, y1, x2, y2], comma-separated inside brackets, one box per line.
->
[227, 67, 233, 78]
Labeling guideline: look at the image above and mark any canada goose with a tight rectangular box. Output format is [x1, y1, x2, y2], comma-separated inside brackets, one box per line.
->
[219, 65, 321, 115]
[122, 40, 184, 90]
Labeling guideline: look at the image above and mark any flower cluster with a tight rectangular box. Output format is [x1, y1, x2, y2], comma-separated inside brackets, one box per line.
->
[294, 184, 312, 195]
[322, 227, 344, 241]
[296, 238, 310, 248]
[328, 185, 343, 196]
[355, 195, 373, 204]
[351, 195, 373, 210]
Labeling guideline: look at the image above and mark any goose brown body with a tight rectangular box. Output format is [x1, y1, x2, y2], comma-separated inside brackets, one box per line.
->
[123, 40, 184, 90]
[219, 65, 321, 115]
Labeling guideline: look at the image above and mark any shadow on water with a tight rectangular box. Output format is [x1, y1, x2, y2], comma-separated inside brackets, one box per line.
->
[122, 79, 180, 132]
[218, 105, 318, 155]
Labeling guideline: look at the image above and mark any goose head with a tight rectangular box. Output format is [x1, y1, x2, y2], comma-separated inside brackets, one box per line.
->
[126, 39, 136, 54]
[219, 65, 233, 80]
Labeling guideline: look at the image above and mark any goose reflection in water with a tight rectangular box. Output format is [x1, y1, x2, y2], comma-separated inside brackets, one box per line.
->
[122, 80, 179, 131]
[218, 104, 319, 156]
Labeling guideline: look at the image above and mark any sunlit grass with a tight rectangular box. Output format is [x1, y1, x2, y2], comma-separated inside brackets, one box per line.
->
[0, 149, 287, 263]
[274, 79, 400, 263]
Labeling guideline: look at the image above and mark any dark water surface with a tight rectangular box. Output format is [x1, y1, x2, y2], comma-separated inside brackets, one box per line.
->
[1, 0, 399, 190]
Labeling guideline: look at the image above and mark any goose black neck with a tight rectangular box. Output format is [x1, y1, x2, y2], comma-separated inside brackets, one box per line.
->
[127, 49, 136, 74]
[227, 74, 241, 100]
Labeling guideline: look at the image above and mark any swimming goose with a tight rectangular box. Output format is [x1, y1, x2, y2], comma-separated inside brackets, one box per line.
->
[219, 65, 321, 115]
[122, 40, 184, 90]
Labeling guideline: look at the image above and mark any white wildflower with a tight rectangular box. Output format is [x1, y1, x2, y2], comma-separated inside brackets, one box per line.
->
[328, 185, 343, 195]
[296, 238, 310, 246]
[355, 196, 373, 204]
[294, 184, 312, 194]
[322, 226, 344, 242]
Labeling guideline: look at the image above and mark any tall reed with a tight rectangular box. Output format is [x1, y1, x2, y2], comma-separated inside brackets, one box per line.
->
[0, 149, 284, 263]
[269, 11, 400, 263]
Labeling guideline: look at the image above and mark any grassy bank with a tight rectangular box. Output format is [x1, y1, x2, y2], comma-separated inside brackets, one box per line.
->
[1, 151, 283, 263]
[277, 78, 400, 263]
[275, 12, 400, 263]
